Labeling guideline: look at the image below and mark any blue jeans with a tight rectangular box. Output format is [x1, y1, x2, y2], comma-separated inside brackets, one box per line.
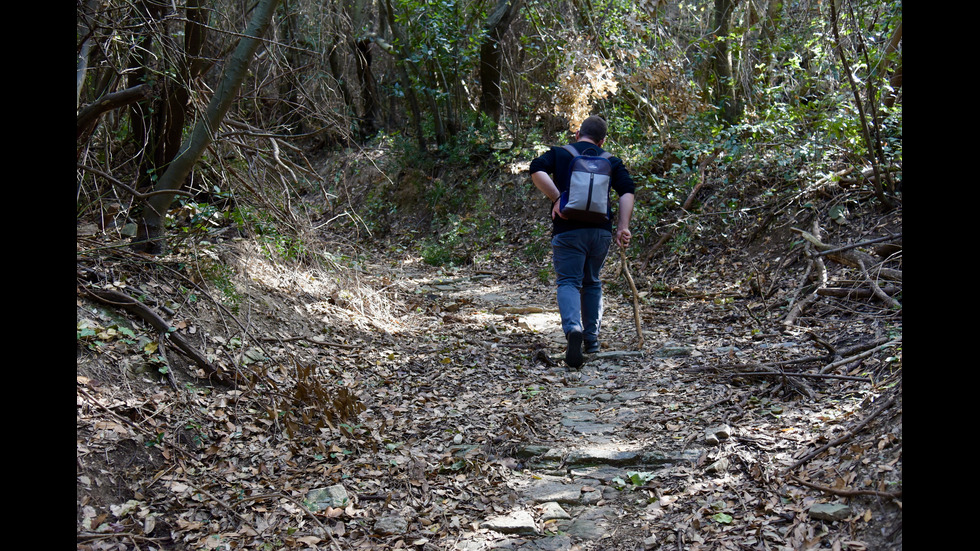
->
[551, 228, 612, 342]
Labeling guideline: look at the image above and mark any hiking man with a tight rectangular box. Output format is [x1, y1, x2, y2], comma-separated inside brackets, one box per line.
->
[529, 115, 636, 367]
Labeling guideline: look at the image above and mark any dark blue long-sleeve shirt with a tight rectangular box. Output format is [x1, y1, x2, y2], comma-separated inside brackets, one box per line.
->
[529, 141, 635, 235]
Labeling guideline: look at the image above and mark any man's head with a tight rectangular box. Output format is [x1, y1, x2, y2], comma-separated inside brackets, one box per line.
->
[577, 116, 608, 144]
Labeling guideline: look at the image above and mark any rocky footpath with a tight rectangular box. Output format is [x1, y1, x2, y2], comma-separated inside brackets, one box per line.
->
[455, 349, 709, 550]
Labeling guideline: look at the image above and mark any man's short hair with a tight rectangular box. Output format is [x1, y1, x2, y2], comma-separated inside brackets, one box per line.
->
[579, 116, 608, 143]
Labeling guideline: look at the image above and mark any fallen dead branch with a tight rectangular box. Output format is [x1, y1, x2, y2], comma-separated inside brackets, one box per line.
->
[783, 221, 829, 327]
[726, 370, 871, 382]
[788, 474, 902, 500]
[794, 227, 902, 282]
[785, 226, 902, 325]
[259, 334, 360, 349]
[683, 390, 734, 417]
[819, 337, 902, 375]
[713, 336, 900, 385]
[81, 286, 237, 387]
[775, 336, 894, 367]
[784, 390, 899, 474]
[653, 285, 739, 300]
[814, 233, 902, 258]
[817, 285, 900, 299]
[691, 362, 816, 399]
[741, 364, 814, 399]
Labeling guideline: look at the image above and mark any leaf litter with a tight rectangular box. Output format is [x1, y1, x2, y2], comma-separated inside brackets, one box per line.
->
[78, 198, 901, 550]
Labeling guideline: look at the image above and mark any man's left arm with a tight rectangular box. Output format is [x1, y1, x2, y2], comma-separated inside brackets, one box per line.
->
[611, 156, 635, 248]
[616, 193, 634, 248]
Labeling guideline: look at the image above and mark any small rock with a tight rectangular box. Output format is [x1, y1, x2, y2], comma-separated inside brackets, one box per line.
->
[373, 514, 410, 535]
[565, 447, 642, 466]
[705, 424, 732, 445]
[705, 457, 729, 474]
[808, 503, 852, 522]
[305, 485, 349, 511]
[564, 506, 615, 539]
[538, 502, 571, 521]
[120, 222, 138, 237]
[480, 510, 538, 535]
[654, 343, 694, 357]
[581, 488, 602, 505]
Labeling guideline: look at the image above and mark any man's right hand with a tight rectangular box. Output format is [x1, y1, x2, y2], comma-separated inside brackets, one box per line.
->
[552, 200, 567, 220]
[616, 228, 632, 248]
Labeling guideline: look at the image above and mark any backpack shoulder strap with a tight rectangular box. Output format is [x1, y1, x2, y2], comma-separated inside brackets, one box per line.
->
[563, 144, 612, 159]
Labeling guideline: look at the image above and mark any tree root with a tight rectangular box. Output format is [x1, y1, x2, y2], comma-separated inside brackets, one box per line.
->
[81, 286, 237, 387]
[788, 474, 902, 500]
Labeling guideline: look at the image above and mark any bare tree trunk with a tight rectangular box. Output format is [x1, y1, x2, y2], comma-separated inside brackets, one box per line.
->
[711, 0, 742, 125]
[829, 0, 894, 210]
[382, 0, 426, 149]
[479, 0, 523, 124]
[76, 0, 101, 109]
[134, 0, 282, 254]
[879, 21, 903, 111]
[344, 0, 381, 139]
[354, 38, 381, 137]
[127, 0, 166, 192]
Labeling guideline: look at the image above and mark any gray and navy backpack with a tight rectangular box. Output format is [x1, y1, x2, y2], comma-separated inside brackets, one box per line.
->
[558, 144, 613, 223]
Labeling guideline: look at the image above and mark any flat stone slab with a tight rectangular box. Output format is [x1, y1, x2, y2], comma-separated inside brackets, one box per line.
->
[480, 510, 538, 535]
[525, 479, 585, 504]
[564, 506, 618, 540]
[565, 447, 643, 466]
[527, 534, 574, 550]
[561, 386, 601, 399]
[561, 410, 597, 424]
[559, 410, 618, 435]
[522, 445, 698, 469]
[808, 503, 852, 522]
[613, 390, 648, 402]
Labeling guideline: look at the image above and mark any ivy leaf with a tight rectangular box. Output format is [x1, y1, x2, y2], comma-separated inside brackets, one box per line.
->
[711, 512, 733, 524]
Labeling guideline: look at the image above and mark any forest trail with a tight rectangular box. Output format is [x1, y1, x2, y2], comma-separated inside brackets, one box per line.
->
[78, 226, 902, 550]
[373, 262, 902, 550]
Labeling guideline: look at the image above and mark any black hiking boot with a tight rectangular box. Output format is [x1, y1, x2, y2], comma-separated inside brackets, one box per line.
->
[584, 340, 600, 354]
[565, 331, 584, 368]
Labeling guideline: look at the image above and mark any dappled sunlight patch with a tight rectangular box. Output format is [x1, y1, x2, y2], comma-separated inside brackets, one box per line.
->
[507, 160, 530, 175]
[237, 241, 409, 334]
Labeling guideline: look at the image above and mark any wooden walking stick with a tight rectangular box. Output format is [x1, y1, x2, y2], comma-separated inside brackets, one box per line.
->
[618, 247, 645, 350]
